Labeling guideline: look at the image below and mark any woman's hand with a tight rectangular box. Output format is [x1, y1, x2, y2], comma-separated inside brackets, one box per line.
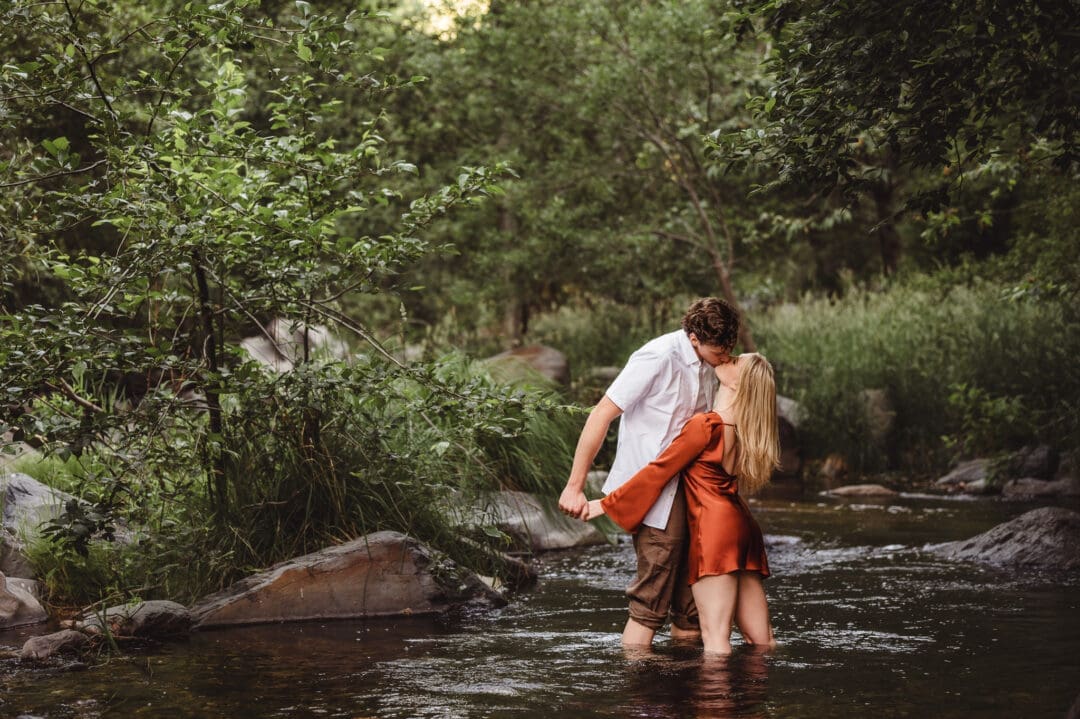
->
[584, 498, 606, 521]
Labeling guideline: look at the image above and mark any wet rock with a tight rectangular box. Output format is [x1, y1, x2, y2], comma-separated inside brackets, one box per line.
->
[1002, 476, 1080, 499]
[1, 473, 78, 578]
[825, 483, 899, 498]
[486, 345, 570, 387]
[933, 507, 1080, 572]
[0, 572, 48, 629]
[79, 600, 192, 638]
[935, 459, 992, 494]
[482, 491, 608, 552]
[1006, 445, 1058, 480]
[19, 629, 90, 661]
[191, 531, 502, 629]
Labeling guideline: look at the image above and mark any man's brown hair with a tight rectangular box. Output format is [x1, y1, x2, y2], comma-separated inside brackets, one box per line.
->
[681, 297, 739, 350]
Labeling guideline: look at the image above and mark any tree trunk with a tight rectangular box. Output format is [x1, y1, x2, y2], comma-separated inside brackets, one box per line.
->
[871, 181, 901, 275]
[708, 249, 757, 352]
[193, 250, 227, 510]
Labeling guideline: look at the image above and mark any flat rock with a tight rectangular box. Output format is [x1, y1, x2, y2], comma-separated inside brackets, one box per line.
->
[933, 507, 1080, 572]
[19, 629, 89, 661]
[824, 483, 899, 497]
[191, 531, 502, 629]
[79, 600, 192, 638]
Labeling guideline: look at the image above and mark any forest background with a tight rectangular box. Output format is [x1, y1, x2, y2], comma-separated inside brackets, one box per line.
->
[1, 0, 1077, 609]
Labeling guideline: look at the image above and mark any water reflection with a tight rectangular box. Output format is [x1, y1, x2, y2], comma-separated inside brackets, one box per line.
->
[619, 644, 770, 719]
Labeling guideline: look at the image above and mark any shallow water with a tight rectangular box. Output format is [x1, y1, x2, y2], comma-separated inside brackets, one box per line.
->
[2, 494, 1078, 718]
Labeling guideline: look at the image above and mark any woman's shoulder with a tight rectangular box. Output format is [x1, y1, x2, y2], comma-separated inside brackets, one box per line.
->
[687, 411, 725, 431]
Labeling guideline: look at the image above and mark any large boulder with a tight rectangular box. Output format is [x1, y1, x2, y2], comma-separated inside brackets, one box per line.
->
[933, 507, 1080, 572]
[0, 571, 47, 629]
[78, 600, 193, 638]
[479, 491, 609, 552]
[935, 459, 993, 494]
[240, 317, 349, 373]
[1, 473, 77, 577]
[486, 345, 570, 387]
[191, 531, 502, 629]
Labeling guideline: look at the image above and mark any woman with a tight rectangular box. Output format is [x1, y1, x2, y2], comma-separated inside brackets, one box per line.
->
[586, 353, 779, 655]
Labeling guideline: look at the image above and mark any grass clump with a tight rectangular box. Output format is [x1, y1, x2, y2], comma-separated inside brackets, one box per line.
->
[756, 277, 1080, 473]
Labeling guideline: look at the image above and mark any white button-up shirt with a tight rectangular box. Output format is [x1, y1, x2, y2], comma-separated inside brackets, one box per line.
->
[601, 330, 716, 530]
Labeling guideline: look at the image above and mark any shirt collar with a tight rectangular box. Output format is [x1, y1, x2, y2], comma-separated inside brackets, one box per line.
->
[674, 330, 701, 367]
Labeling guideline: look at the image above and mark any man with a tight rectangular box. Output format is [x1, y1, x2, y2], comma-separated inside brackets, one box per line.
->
[558, 297, 740, 646]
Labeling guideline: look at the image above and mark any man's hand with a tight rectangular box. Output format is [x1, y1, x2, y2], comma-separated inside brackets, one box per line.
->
[558, 486, 589, 519]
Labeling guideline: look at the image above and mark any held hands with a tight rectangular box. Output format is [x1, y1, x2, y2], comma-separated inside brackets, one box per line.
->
[558, 487, 589, 520]
[584, 499, 606, 521]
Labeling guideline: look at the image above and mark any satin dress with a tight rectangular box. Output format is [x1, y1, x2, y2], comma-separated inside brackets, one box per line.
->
[600, 412, 770, 584]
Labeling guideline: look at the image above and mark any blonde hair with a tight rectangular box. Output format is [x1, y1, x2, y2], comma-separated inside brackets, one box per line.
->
[730, 353, 780, 495]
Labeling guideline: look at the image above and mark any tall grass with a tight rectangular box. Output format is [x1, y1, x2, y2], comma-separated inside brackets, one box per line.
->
[15, 353, 581, 605]
[756, 278, 1080, 473]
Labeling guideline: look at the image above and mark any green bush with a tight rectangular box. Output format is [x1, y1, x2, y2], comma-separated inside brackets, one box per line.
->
[17, 355, 579, 606]
[756, 277, 1080, 473]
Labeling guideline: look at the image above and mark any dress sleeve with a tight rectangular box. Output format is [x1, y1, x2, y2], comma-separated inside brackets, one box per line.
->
[600, 414, 715, 532]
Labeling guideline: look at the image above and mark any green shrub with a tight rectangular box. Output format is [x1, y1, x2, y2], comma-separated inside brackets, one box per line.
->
[18, 354, 580, 606]
[756, 277, 1080, 473]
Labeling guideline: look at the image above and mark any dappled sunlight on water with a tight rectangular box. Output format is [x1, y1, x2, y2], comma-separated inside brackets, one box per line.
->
[2, 495, 1078, 718]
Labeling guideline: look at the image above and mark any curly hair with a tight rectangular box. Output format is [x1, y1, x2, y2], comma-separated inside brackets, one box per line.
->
[681, 297, 740, 350]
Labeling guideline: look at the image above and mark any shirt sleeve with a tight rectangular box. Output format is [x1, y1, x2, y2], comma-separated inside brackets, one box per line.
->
[604, 346, 671, 412]
[601, 414, 714, 532]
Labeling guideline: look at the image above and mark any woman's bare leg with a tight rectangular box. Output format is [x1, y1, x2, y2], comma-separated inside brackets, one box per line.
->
[733, 571, 775, 649]
[690, 574, 738, 655]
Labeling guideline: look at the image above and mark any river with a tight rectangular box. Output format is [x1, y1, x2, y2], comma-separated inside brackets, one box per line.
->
[2, 494, 1078, 718]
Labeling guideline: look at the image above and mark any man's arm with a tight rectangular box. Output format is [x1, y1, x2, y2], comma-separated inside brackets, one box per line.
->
[558, 395, 623, 519]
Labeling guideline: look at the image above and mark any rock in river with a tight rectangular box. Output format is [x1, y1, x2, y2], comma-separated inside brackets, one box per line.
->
[933, 507, 1080, 572]
[191, 531, 503, 629]
[78, 600, 193, 638]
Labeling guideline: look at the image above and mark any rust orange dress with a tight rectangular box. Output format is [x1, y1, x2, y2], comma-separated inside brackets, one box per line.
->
[600, 412, 769, 584]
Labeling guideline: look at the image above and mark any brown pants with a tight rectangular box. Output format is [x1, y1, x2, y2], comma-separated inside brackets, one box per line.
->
[626, 486, 699, 631]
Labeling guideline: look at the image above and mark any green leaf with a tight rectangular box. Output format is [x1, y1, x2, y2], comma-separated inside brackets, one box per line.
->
[297, 37, 313, 62]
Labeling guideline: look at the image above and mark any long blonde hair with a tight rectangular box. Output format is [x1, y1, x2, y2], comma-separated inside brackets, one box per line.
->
[729, 353, 780, 494]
